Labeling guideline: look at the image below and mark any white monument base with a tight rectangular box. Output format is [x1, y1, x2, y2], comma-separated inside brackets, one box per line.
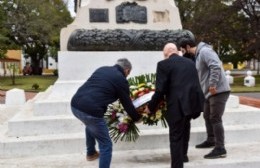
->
[33, 51, 240, 116]
[34, 51, 163, 116]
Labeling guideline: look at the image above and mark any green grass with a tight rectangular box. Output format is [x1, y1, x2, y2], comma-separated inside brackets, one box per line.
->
[0, 75, 58, 92]
[231, 75, 260, 92]
[0, 75, 260, 93]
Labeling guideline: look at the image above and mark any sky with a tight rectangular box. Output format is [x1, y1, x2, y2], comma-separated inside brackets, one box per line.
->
[63, 0, 76, 17]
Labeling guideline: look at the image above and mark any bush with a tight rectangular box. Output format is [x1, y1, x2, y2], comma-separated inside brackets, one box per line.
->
[53, 69, 58, 76]
[32, 83, 40, 90]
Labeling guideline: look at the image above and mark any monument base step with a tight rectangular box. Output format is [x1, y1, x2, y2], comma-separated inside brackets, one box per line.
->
[0, 142, 259, 168]
[7, 104, 260, 137]
[1, 124, 260, 158]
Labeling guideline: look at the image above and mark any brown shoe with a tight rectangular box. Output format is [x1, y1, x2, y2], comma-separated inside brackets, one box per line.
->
[86, 151, 99, 161]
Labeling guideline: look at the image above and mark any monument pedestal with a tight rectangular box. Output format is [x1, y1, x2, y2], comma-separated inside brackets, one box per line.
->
[33, 51, 162, 116]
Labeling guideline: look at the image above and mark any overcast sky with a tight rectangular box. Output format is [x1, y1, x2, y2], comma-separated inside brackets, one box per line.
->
[63, 0, 76, 17]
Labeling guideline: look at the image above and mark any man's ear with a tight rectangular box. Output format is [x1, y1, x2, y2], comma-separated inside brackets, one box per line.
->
[124, 68, 131, 77]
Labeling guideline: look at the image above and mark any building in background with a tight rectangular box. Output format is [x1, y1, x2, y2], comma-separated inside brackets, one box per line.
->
[0, 50, 57, 76]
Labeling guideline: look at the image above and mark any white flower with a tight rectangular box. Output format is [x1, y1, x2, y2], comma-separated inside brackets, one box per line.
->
[147, 82, 153, 86]
[118, 116, 125, 122]
[116, 113, 123, 117]
[130, 85, 138, 89]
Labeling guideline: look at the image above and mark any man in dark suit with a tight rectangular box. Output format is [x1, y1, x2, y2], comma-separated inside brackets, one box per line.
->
[145, 43, 204, 168]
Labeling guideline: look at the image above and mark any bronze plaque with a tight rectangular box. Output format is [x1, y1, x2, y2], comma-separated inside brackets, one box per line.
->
[116, 2, 147, 24]
[89, 9, 109, 22]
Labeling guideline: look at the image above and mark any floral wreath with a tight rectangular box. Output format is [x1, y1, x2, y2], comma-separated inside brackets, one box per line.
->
[105, 74, 167, 143]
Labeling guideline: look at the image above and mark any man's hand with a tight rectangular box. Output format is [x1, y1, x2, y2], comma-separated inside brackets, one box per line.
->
[209, 86, 217, 95]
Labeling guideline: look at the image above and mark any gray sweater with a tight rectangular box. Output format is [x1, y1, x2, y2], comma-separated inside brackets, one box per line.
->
[195, 42, 230, 99]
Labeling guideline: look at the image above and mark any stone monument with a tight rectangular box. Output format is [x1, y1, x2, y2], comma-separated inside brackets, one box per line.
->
[61, 0, 183, 51]
[1, 1, 259, 161]
[0, 0, 202, 158]
[37, 0, 194, 116]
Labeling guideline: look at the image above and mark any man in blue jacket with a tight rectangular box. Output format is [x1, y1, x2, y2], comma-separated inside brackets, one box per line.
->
[71, 58, 142, 168]
[179, 38, 230, 159]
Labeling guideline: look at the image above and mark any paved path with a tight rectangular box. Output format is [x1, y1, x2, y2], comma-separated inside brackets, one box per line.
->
[232, 92, 260, 108]
[0, 142, 260, 168]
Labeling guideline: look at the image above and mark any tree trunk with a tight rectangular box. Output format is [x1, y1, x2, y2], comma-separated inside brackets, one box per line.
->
[257, 52, 260, 75]
[11, 63, 16, 85]
[31, 58, 42, 75]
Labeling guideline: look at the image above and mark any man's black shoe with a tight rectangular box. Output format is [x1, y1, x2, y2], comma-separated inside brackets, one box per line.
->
[195, 141, 215, 148]
[204, 147, 227, 159]
[183, 155, 189, 163]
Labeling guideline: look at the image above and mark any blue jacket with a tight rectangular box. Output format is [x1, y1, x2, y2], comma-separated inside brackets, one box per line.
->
[71, 65, 141, 122]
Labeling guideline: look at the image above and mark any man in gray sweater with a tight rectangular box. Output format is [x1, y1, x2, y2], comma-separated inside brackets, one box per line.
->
[179, 38, 230, 159]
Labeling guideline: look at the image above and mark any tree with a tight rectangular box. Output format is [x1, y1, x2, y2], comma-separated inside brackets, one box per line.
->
[230, 0, 260, 73]
[1, 0, 72, 74]
[0, 1, 18, 58]
[175, 0, 259, 70]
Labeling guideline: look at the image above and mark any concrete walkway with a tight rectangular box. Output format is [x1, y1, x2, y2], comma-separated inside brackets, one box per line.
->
[0, 142, 260, 168]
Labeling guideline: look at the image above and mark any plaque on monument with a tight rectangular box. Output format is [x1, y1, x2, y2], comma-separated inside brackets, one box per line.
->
[116, 2, 147, 24]
[89, 8, 109, 22]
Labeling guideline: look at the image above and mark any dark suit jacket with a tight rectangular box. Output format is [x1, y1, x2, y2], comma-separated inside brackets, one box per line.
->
[148, 54, 205, 122]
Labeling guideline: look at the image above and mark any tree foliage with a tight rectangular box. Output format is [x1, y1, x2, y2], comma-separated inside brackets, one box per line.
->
[0, 0, 72, 74]
[175, 0, 259, 70]
[0, 1, 18, 58]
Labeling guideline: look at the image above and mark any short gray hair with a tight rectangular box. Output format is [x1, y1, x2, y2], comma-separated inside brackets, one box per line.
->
[116, 58, 132, 70]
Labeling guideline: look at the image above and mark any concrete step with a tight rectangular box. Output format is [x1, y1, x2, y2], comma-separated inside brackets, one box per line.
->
[7, 115, 84, 137]
[7, 104, 260, 137]
[0, 142, 260, 168]
[32, 94, 240, 117]
[32, 86, 72, 117]
[33, 100, 71, 116]
[33, 80, 82, 116]
[1, 124, 260, 158]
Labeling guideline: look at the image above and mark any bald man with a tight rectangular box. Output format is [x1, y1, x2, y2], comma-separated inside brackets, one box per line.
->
[145, 43, 204, 168]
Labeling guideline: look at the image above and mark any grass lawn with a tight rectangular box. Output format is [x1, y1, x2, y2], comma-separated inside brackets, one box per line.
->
[231, 75, 260, 92]
[0, 75, 260, 93]
[0, 75, 58, 92]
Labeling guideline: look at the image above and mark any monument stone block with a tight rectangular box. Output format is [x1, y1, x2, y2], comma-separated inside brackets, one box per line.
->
[5, 88, 26, 106]
[60, 0, 182, 51]
[153, 11, 170, 23]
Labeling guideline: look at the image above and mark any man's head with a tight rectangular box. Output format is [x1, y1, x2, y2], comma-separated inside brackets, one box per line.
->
[116, 58, 132, 77]
[163, 43, 179, 59]
[178, 38, 197, 56]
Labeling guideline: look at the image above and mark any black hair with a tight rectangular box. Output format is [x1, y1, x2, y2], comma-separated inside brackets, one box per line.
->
[177, 30, 196, 48]
[178, 38, 196, 48]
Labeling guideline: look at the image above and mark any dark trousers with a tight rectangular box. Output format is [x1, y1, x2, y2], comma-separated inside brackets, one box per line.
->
[168, 116, 191, 168]
[204, 92, 230, 148]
